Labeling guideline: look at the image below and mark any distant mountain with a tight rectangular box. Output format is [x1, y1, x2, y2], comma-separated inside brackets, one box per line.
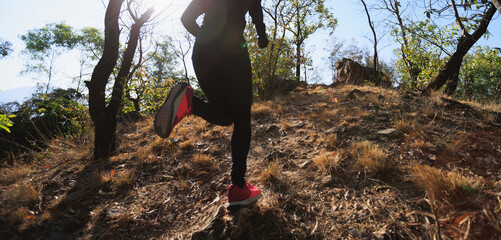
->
[0, 86, 36, 104]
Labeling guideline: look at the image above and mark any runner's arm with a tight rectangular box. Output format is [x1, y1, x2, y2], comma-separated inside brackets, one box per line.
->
[249, 0, 268, 48]
[249, 0, 266, 38]
[181, 0, 204, 36]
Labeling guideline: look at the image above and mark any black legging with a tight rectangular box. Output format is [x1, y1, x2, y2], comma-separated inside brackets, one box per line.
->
[191, 37, 252, 188]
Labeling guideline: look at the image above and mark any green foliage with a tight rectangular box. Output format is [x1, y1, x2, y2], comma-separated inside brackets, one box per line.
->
[392, 20, 456, 89]
[73, 27, 104, 91]
[245, 24, 296, 99]
[121, 36, 183, 114]
[0, 114, 15, 133]
[141, 78, 176, 114]
[20, 22, 80, 92]
[0, 39, 13, 59]
[0, 88, 89, 163]
[147, 36, 181, 82]
[457, 46, 501, 101]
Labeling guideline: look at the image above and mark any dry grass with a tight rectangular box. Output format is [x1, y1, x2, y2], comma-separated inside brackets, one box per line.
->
[319, 108, 345, 123]
[192, 154, 211, 167]
[325, 133, 339, 150]
[113, 169, 135, 191]
[259, 159, 281, 184]
[314, 152, 341, 173]
[252, 101, 273, 119]
[352, 141, 392, 175]
[179, 139, 194, 151]
[480, 112, 497, 124]
[460, 98, 501, 113]
[422, 104, 437, 118]
[0, 166, 31, 185]
[410, 138, 434, 150]
[9, 206, 28, 225]
[15, 183, 41, 204]
[190, 116, 208, 134]
[280, 119, 293, 131]
[410, 164, 483, 210]
[367, 94, 385, 107]
[393, 114, 419, 133]
[92, 169, 112, 187]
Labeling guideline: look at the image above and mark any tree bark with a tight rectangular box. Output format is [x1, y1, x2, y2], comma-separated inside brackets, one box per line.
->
[295, 2, 301, 82]
[492, 0, 501, 13]
[86, 0, 153, 160]
[423, 3, 497, 95]
[361, 0, 378, 83]
[86, 0, 124, 160]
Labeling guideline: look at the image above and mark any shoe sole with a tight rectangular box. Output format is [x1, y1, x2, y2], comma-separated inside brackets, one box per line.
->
[227, 192, 262, 208]
[154, 82, 188, 138]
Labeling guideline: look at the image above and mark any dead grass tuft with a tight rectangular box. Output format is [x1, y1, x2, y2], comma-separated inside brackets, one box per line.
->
[393, 114, 419, 133]
[280, 119, 293, 131]
[352, 141, 392, 175]
[252, 101, 273, 119]
[191, 116, 208, 134]
[314, 152, 341, 173]
[9, 206, 28, 225]
[192, 154, 211, 167]
[326, 133, 339, 150]
[319, 108, 345, 123]
[15, 183, 41, 204]
[0, 166, 31, 185]
[422, 104, 437, 118]
[179, 139, 194, 151]
[92, 170, 112, 187]
[259, 159, 281, 184]
[367, 94, 385, 107]
[113, 169, 135, 191]
[410, 164, 483, 210]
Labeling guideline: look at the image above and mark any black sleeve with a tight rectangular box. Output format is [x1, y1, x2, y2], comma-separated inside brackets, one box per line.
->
[249, 0, 267, 38]
[181, 0, 204, 36]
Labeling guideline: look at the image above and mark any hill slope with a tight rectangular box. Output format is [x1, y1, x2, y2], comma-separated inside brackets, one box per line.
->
[1, 84, 501, 239]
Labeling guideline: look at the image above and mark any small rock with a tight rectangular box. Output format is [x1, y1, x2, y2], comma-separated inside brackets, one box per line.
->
[299, 160, 313, 169]
[378, 128, 398, 135]
[321, 176, 332, 186]
[202, 147, 211, 154]
[105, 207, 126, 218]
[377, 128, 401, 139]
[326, 126, 341, 134]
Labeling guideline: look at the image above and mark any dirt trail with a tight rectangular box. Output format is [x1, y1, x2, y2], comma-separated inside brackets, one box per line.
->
[1, 84, 500, 239]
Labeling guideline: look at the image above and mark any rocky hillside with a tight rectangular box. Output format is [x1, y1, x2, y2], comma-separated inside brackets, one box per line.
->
[1, 84, 500, 239]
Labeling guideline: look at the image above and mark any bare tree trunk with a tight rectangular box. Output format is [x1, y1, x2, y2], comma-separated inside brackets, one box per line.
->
[86, 0, 153, 160]
[492, 0, 501, 13]
[423, 3, 496, 95]
[295, 2, 301, 82]
[386, 0, 419, 89]
[86, 0, 124, 160]
[361, 0, 378, 82]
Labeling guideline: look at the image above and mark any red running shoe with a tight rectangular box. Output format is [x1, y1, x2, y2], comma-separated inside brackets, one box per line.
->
[154, 82, 193, 138]
[227, 182, 262, 207]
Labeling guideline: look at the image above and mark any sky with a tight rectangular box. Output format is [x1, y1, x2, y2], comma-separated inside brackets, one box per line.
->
[0, 0, 500, 92]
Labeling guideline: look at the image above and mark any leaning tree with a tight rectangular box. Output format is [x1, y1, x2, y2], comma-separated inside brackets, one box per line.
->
[86, 0, 153, 159]
[423, 0, 497, 95]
